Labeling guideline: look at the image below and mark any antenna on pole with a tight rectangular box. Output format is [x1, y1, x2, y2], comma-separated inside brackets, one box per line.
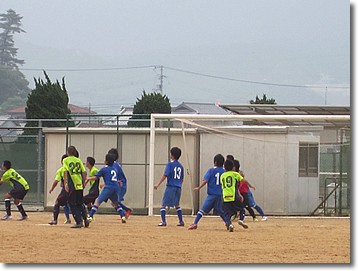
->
[154, 65, 165, 94]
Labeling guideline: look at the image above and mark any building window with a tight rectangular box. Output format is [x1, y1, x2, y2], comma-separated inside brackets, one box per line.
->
[299, 143, 318, 177]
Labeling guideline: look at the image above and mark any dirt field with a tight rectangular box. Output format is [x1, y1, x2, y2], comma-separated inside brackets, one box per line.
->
[0, 212, 350, 264]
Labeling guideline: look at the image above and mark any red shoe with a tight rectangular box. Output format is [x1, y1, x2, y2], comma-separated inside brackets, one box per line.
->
[188, 224, 197, 230]
[125, 209, 132, 219]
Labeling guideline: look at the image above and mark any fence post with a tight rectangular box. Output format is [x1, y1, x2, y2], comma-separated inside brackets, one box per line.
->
[37, 120, 43, 205]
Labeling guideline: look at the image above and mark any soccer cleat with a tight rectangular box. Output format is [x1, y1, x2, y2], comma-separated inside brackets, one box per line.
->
[84, 219, 90, 228]
[229, 224, 234, 232]
[176, 222, 185, 227]
[63, 219, 71, 224]
[158, 222, 167, 227]
[188, 224, 197, 230]
[231, 214, 237, 221]
[1, 215, 12, 220]
[253, 218, 259, 222]
[262, 216, 268, 221]
[125, 209, 132, 219]
[71, 223, 83, 228]
[18, 216, 28, 221]
[238, 220, 249, 229]
[87, 217, 93, 223]
[49, 220, 58, 225]
[121, 217, 127, 223]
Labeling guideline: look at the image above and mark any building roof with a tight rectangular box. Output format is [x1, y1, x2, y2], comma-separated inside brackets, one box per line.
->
[6, 104, 96, 116]
[173, 102, 232, 115]
[219, 104, 350, 128]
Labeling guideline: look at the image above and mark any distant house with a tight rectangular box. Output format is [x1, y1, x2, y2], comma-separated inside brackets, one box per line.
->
[6, 104, 96, 119]
[172, 102, 239, 127]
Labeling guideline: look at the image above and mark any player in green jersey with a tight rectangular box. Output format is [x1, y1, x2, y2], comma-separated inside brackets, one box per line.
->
[63, 145, 89, 228]
[0, 160, 29, 220]
[83, 156, 100, 213]
[220, 159, 248, 232]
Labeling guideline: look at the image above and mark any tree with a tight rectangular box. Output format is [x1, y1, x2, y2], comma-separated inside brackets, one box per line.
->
[250, 93, 277, 104]
[0, 64, 30, 108]
[128, 91, 171, 127]
[0, 9, 25, 69]
[25, 71, 72, 129]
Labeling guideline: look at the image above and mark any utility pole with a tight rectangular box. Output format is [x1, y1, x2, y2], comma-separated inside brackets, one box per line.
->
[154, 65, 165, 94]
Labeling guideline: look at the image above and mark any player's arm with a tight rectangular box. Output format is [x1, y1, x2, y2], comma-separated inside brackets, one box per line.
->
[49, 180, 59, 194]
[63, 171, 69, 192]
[154, 175, 166, 190]
[194, 180, 208, 191]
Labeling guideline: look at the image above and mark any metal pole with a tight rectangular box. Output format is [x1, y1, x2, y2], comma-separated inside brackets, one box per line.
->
[148, 114, 155, 216]
[37, 120, 43, 204]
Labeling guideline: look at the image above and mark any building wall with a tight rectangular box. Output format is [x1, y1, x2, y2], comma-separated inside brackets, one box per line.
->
[44, 126, 322, 215]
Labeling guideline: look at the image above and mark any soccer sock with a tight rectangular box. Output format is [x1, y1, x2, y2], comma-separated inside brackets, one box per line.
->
[5, 199, 11, 216]
[81, 204, 88, 221]
[176, 207, 183, 223]
[116, 206, 126, 218]
[254, 205, 265, 217]
[16, 202, 27, 217]
[53, 204, 60, 221]
[239, 209, 245, 222]
[160, 208, 166, 223]
[64, 204, 70, 220]
[89, 205, 98, 218]
[193, 210, 203, 225]
[119, 202, 130, 212]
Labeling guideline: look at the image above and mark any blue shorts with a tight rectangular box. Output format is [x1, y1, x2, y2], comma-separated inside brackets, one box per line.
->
[162, 186, 181, 207]
[247, 190, 256, 207]
[200, 194, 223, 215]
[96, 186, 120, 205]
[117, 185, 127, 202]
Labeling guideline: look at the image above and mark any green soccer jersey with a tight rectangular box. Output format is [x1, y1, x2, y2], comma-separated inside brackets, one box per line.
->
[220, 170, 242, 202]
[1, 168, 30, 190]
[88, 166, 99, 193]
[63, 156, 86, 190]
[55, 166, 65, 182]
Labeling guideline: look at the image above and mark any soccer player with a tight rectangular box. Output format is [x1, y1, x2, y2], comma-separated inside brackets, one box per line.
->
[63, 145, 89, 228]
[87, 153, 127, 223]
[48, 154, 72, 225]
[188, 154, 226, 230]
[220, 159, 248, 232]
[107, 148, 132, 220]
[154, 147, 185, 227]
[233, 159, 257, 222]
[0, 160, 29, 220]
[83, 156, 100, 214]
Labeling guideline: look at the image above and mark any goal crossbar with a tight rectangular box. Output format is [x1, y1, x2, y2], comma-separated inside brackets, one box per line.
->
[148, 114, 350, 216]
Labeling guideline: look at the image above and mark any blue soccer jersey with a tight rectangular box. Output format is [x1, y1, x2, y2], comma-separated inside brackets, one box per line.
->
[113, 161, 127, 187]
[164, 160, 184, 188]
[203, 166, 225, 196]
[95, 165, 119, 187]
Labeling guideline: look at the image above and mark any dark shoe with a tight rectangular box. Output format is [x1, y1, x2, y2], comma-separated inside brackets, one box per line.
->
[158, 222, 167, 227]
[71, 223, 83, 228]
[49, 220, 57, 225]
[18, 216, 28, 221]
[84, 219, 90, 228]
[176, 222, 185, 227]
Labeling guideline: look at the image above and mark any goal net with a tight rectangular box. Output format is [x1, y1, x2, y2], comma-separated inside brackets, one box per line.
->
[148, 114, 350, 217]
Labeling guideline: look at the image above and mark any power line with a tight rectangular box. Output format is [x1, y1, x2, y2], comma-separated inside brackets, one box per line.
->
[1, 64, 350, 89]
[163, 66, 350, 89]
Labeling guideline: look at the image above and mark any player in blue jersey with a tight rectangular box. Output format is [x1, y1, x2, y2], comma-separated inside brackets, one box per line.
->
[87, 153, 127, 223]
[108, 148, 132, 220]
[154, 147, 185, 227]
[188, 154, 226, 230]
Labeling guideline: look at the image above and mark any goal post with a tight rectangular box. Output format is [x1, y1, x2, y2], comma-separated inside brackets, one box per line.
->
[148, 113, 350, 216]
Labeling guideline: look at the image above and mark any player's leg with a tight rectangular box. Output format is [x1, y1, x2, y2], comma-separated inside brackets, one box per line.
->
[14, 197, 28, 220]
[189, 195, 214, 229]
[174, 187, 184, 226]
[2, 193, 12, 220]
[63, 203, 71, 223]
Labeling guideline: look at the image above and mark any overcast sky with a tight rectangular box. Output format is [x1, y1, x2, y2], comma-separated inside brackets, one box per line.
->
[1, 0, 350, 112]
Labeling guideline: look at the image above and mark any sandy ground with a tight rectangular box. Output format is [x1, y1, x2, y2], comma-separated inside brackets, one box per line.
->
[0, 212, 350, 264]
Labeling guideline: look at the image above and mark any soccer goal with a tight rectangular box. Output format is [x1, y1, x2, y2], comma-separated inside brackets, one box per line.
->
[148, 113, 350, 217]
